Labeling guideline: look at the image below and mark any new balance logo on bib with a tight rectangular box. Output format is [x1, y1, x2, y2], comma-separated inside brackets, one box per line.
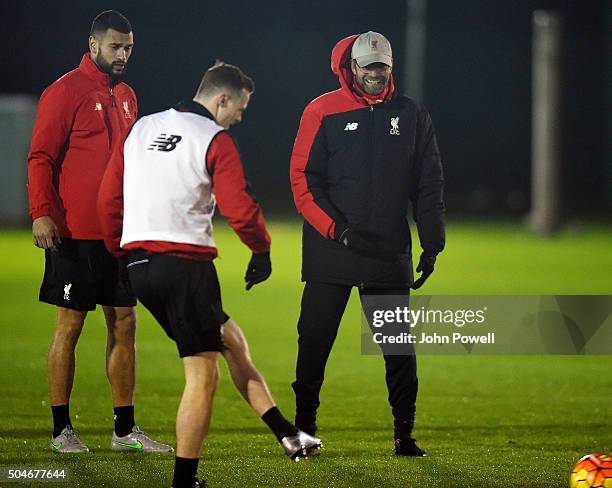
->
[148, 133, 183, 152]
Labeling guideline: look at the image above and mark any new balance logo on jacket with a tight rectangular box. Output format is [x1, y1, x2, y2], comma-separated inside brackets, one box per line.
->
[344, 122, 359, 131]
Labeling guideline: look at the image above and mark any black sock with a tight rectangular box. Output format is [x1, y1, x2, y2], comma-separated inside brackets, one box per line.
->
[173, 456, 199, 488]
[113, 405, 135, 437]
[394, 418, 414, 439]
[51, 404, 72, 438]
[295, 412, 317, 436]
[261, 406, 299, 441]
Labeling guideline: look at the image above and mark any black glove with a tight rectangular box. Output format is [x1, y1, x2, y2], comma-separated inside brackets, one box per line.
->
[334, 221, 379, 256]
[411, 252, 436, 289]
[245, 252, 271, 290]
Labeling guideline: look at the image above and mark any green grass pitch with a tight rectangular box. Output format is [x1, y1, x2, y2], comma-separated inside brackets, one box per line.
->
[0, 221, 611, 487]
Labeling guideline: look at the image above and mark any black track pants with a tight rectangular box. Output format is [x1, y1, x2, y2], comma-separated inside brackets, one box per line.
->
[292, 281, 418, 433]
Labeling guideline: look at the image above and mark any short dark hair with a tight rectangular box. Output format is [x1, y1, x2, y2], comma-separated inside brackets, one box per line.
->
[90, 10, 132, 37]
[196, 61, 255, 98]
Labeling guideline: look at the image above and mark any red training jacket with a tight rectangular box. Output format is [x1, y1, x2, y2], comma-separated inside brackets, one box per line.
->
[27, 53, 138, 239]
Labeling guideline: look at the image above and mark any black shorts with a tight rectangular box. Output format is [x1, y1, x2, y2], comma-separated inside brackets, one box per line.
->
[39, 239, 136, 311]
[127, 253, 229, 357]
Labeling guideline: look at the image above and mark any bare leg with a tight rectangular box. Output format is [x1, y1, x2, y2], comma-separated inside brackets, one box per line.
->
[48, 307, 87, 405]
[221, 319, 275, 416]
[102, 306, 136, 407]
[176, 352, 219, 458]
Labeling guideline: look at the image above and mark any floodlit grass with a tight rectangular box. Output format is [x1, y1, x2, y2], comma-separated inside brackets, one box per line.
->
[0, 221, 610, 487]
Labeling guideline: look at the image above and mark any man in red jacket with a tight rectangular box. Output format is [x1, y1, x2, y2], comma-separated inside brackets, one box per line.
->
[27, 10, 171, 453]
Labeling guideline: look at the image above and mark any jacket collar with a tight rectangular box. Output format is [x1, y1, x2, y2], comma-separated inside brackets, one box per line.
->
[174, 100, 216, 121]
[78, 53, 111, 86]
[351, 78, 394, 105]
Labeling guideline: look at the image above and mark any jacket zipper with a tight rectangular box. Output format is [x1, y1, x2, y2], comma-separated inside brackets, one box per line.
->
[107, 83, 115, 148]
[366, 104, 376, 221]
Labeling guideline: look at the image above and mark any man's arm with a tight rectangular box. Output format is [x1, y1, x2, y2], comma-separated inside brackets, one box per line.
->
[409, 106, 446, 289]
[97, 141, 126, 256]
[207, 131, 271, 253]
[289, 105, 344, 239]
[410, 106, 446, 256]
[208, 132, 271, 289]
[27, 84, 74, 248]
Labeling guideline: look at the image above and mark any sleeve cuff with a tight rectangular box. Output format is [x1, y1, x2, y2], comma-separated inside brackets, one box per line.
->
[251, 244, 271, 254]
[328, 221, 336, 239]
[30, 208, 51, 220]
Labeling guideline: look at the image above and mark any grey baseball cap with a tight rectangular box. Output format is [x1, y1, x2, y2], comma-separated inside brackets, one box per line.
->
[351, 31, 393, 68]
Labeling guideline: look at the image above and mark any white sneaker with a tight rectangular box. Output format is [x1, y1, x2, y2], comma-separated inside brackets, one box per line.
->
[50, 426, 89, 453]
[280, 430, 322, 461]
[111, 426, 173, 452]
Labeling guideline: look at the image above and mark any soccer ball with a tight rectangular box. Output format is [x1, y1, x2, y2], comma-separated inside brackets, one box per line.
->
[569, 453, 612, 488]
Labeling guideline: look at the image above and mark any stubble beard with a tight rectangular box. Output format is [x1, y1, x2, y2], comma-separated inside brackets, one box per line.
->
[95, 52, 126, 84]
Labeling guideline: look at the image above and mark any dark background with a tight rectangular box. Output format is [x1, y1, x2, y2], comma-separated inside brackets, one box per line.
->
[2, 0, 609, 218]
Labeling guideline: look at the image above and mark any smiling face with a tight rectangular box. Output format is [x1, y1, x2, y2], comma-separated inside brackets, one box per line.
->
[351, 59, 392, 96]
[89, 28, 134, 82]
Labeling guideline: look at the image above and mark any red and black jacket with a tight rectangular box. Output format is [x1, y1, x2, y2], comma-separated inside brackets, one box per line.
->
[289, 34, 445, 287]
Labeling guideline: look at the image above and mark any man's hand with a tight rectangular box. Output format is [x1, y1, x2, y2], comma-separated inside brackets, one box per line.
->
[32, 216, 61, 251]
[411, 252, 436, 289]
[334, 222, 379, 255]
[245, 252, 272, 290]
